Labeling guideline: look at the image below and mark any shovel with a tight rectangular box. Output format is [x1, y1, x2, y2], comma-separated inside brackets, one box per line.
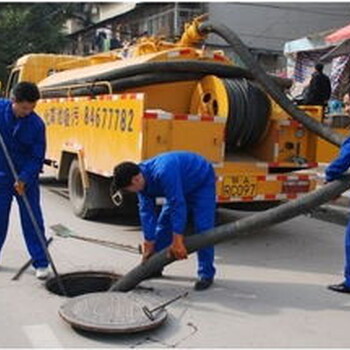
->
[50, 224, 139, 254]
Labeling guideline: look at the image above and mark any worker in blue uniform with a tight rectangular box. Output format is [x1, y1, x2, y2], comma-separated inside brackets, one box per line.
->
[0, 82, 49, 279]
[112, 151, 216, 291]
[325, 133, 350, 293]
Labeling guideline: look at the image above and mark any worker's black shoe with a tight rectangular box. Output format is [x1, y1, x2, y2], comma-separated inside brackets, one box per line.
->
[327, 282, 350, 294]
[194, 278, 213, 291]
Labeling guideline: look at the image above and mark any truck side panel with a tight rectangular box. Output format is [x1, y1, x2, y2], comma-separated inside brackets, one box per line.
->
[36, 94, 144, 177]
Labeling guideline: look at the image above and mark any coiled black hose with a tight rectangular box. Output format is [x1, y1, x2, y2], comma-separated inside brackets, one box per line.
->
[198, 22, 345, 147]
[224, 78, 270, 149]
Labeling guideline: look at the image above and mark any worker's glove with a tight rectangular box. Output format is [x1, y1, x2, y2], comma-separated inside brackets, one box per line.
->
[167, 233, 188, 260]
[14, 181, 26, 196]
[142, 240, 155, 263]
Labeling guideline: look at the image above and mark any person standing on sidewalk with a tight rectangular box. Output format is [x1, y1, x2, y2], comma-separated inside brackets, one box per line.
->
[111, 151, 216, 291]
[0, 82, 49, 279]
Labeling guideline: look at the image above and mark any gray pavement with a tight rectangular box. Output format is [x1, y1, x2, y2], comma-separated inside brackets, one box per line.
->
[1, 172, 350, 347]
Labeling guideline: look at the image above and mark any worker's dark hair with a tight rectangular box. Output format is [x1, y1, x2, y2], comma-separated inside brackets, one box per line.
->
[12, 82, 40, 102]
[315, 63, 324, 72]
[111, 162, 141, 192]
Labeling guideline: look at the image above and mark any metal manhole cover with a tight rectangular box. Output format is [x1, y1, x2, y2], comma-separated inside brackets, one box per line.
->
[59, 292, 167, 333]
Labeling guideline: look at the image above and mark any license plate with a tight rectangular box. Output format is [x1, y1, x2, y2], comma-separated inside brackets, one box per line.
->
[221, 175, 257, 198]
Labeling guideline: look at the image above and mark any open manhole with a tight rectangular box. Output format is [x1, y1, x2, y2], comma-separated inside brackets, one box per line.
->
[46, 271, 120, 297]
[48, 271, 170, 334]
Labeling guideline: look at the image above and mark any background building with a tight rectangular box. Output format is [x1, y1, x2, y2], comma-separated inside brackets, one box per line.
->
[65, 3, 204, 55]
[208, 2, 350, 73]
[65, 2, 350, 74]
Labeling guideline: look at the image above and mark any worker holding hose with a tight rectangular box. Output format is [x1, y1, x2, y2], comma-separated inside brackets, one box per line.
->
[111, 151, 216, 291]
[0, 82, 49, 279]
[325, 97, 350, 293]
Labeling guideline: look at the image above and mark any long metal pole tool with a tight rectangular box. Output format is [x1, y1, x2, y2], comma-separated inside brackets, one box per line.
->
[12, 237, 54, 281]
[0, 130, 67, 296]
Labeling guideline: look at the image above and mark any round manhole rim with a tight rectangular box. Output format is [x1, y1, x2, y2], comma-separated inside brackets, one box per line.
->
[45, 271, 121, 297]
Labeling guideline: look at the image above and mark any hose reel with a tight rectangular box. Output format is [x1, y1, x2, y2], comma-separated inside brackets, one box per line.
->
[190, 75, 270, 150]
[224, 78, 270, 150]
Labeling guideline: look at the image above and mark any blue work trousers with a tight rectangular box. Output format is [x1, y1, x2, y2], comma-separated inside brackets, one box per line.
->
[154, 175, 216, 280]
[344, 220, 350, 286]
[0, 181, 48, 268]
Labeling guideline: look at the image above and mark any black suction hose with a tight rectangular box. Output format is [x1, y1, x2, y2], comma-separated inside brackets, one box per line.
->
[40, 60, 292, 94]
[111, 72, 203, 92]
[198, 22, 346, 147]
[41, 72, 205, 99]
[111, 174, 350, 292]
[111, 21, 350, 292]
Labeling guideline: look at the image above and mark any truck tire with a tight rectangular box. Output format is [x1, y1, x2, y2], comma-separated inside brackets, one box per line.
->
[68, 159, 99, 219]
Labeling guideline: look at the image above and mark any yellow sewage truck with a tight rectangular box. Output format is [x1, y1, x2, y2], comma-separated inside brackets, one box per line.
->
[3, 16, 326, 219]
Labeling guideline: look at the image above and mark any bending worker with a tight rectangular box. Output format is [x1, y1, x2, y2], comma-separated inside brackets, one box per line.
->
[0, 82, 49, 279]
[112, 151, 216, 291]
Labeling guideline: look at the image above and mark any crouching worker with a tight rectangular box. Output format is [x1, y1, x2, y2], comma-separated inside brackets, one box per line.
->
[111, 151, 216, 291]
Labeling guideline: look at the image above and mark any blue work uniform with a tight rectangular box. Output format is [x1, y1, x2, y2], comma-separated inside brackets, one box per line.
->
[137, 151, 216, 280]
[325, 137, 350, 287]
[0, 98, 48, 268]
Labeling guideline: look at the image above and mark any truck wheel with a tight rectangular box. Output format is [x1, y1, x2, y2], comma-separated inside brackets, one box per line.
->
[68, 159, 99, 219]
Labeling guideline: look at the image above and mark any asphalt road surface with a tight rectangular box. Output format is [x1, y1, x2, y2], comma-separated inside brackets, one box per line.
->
[0, 172, 350, 348]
